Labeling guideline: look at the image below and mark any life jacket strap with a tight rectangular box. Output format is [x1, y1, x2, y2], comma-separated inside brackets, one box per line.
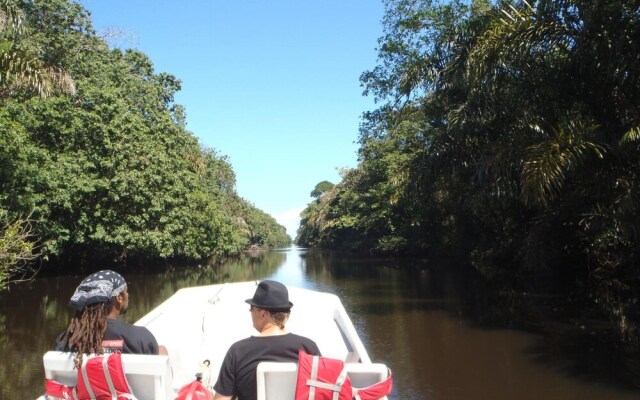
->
[306, 355, 348, 400]
[101, 353, 118, 399]
[80, 356, 96, 400]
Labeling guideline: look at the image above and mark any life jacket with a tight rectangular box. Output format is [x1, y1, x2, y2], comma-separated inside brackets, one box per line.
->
[295, 350, 393, 400]
[45, 352, 135, 400]
[175, 379, 213, 400]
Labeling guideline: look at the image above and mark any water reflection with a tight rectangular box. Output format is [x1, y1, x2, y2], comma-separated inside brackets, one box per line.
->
[0, 247, 638, 399]
[0, 250, 285, 399]
[268, 248, 640, 400]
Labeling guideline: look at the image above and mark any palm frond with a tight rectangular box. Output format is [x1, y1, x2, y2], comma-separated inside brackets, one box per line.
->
[521, 123, 604, 207]
[45, 66, 76, 96]
[0, 0, 24, 35]
[0, 1, 75, 98]
[467, 1, 571, 88]
[619, 126, 640, 145]
[0, 52, 75, 97]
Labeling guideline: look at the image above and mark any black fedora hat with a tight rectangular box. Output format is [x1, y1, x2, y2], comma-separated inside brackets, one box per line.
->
[245, 280, 293, 311]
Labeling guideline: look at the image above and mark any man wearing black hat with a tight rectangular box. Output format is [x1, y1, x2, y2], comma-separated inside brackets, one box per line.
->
[213, 280, 320, 400]
[54, 270, 166, 367]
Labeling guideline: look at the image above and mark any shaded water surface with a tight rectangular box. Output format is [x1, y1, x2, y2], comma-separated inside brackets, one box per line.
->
[0, 247, 638, 399]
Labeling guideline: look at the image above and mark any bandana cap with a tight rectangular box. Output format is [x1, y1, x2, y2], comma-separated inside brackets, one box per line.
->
[69, 270, 127, 311]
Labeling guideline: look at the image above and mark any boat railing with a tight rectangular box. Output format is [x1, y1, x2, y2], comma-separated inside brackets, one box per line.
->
[332, 304, 371, 363]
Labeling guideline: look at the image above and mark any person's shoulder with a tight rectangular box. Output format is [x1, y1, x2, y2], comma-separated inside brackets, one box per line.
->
[232, 336, 260, 347]
[225, 336, 259, 354]
[107, 318, 153, 335]
[287, 333, 320, 353]
[288, 333, 316, 343]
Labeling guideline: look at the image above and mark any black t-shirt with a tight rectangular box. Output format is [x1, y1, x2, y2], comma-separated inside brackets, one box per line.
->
[213, 333, 321, 400]
[54, 318, 159, 355]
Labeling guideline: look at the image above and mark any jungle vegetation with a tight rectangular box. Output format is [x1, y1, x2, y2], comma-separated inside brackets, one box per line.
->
[297, 0, 640, 345]
[0, 0, 290, 288]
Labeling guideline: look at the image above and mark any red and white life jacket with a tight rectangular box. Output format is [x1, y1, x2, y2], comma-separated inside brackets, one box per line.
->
[45, 352, 134, 400]
[175, 379, 213, 400]
[295, 350, 393, 400]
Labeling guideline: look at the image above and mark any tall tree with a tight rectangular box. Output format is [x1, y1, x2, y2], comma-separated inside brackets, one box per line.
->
[1, 0, 290, 282]
[298, 0, 640, 343]
[0, 0, 75, 98]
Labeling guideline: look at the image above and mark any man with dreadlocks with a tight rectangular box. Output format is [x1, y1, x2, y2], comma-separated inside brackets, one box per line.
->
[54, 270, 166, 366]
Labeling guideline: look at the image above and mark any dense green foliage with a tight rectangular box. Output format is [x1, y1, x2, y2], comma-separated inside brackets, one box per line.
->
[297, 0, 640, 343]
[309, 180, 335, 199]
[0, 0, 289, 283]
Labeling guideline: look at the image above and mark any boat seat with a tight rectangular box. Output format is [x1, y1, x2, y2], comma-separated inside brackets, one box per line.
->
[41, 351, 174, 400]
[256, 361, 390, 400]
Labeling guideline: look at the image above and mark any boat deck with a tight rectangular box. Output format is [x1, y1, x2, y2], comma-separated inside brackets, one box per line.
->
[135, 281, 370, 390]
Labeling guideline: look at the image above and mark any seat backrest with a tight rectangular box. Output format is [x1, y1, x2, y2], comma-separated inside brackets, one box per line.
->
[256, 362, 390, 400]
[42, 351, 173, 400]
[256, 362, 297, 400]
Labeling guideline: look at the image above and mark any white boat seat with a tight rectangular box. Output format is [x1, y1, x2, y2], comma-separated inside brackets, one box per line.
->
[41, 351, 174, 400]
[256, 361, 390, 400]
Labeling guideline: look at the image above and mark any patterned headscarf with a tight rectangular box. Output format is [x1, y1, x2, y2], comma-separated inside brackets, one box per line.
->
[69, 270, 127, 311]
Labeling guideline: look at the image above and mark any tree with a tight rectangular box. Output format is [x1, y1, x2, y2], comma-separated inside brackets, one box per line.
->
[0, 0, 75, 98]
[0, 0, 77, 287]
[0, 0, 290, 278]
[0, 213, 40, 289]
[310, 181, 335, 199]
[298, 0, 640, 344]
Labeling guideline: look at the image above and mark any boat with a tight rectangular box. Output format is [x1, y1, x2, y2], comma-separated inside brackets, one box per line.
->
[40, 281, 391, 399]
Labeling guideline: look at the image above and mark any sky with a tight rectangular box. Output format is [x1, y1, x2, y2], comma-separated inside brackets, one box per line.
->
[77, 0, 385, 238]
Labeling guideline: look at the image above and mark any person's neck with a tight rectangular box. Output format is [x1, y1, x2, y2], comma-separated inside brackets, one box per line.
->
[258, 323, 287, 336]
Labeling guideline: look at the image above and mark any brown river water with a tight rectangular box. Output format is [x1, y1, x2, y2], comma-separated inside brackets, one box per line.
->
[0, 246, 638, 399]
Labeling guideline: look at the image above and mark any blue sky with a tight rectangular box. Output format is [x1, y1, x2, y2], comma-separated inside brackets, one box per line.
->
[78, 0, 384, 237]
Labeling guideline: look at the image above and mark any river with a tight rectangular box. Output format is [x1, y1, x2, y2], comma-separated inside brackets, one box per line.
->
[0, 246, 638, 399]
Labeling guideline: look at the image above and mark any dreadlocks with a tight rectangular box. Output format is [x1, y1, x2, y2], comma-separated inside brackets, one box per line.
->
[60, 302, 110, 368]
